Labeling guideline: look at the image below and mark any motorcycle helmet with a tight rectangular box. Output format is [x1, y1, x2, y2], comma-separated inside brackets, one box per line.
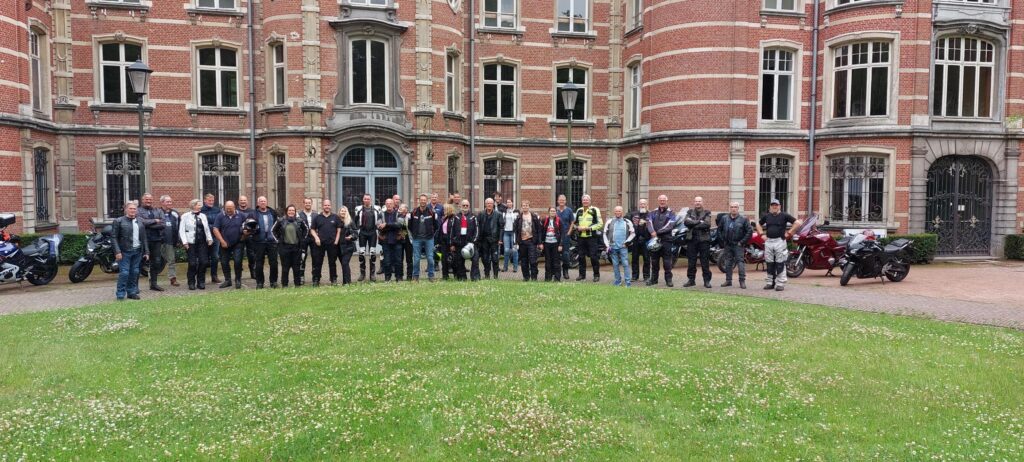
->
[243, 218, 259, 233]
[646, 237, 662, 252]
[461, 243, 476, 260]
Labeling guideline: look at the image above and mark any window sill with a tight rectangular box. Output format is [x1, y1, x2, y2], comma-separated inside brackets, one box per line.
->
[184, 6, 246, 17]
[760, 9, 806, 18]
[549, 119, 596, 128]
[442, 111, 466, 121]
[88, 102, 154, 113]
[477, 26, 525, 37]
[259, 105, 291, 114]
[825, 116, 895, 129]
[758, 119, 799, 130]
[826, 0, 904, 15]
[187, 106, 246, 116]
[624, 24, 643, 38]
[476, 118, 524, 126]
[85, 0, 151, 12]
[32, 110, 52, 121]
[34, 223, 58, 233]
[550, 30, 598, 40]
[821, 222, 896, 233]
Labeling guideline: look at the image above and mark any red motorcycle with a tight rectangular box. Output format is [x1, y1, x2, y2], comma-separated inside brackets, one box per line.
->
[715, 229, 767, 273]
[786, 214, 847, 278]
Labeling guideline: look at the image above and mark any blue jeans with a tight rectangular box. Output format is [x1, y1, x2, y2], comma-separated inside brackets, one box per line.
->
[502, 231, 518, 271]
[411, 237, 435, 278]
[610, 246, 631, 286]
[382, 242, 403, 280]
[116, 248, 143, 299]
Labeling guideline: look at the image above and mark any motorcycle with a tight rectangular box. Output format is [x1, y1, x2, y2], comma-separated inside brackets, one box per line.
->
[786, 214, 848, 278]
[0, 213, 63, 286]
[838, 232, 912, 286]
[714, 230, 767, 273]
[69, 221, 119, 283]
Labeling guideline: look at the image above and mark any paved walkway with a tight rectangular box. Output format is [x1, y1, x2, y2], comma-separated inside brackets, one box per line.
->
[2, 258, 1022, 330]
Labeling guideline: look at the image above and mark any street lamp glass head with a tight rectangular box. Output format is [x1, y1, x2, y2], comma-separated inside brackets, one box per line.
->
[126, 60, 153, 96]
[560, 82, 578, 119]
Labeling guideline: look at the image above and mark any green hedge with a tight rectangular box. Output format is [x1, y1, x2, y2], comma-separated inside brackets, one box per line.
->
[1006, 235, 1024, 260]
[879, 233, 937, 264]
[15, 232, 189, 265]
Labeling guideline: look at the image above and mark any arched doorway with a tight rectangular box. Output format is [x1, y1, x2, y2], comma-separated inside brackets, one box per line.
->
[337, 147, 401, 213]
[925, 156, 993, 256]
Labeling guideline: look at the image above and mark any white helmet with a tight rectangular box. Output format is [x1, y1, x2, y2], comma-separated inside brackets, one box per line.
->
[646, 237, 662, 252]
[461, 243, 476, 260]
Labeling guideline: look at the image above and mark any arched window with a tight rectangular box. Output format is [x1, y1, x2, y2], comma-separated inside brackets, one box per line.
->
[758, 156, 791, 215]
[338, 147, 401, 213]
[933, 37, 994, 118]
[201, 153, 241, 205]
[104, 151, 143, 219]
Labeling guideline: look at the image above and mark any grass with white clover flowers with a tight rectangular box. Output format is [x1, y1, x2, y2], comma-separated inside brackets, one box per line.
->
[1, 281, 1023, 461]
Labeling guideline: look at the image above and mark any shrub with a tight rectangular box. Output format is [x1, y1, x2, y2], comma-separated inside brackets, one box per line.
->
[16, 232, 90, 265]
[1006, 235, 1024, 260]
[880, 233, 937, 264]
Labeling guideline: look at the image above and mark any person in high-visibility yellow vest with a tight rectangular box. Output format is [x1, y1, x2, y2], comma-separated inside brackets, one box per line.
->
[574, 194, 604, 282]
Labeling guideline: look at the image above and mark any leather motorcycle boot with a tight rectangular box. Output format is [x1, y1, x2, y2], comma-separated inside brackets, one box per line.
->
[704, 280, 712, 289]
[739, 280, 746, 289]
[234, 279, 242, 289]
[150, 284, 165, 292]
[170, 277, 179, 287]
[358, 269, 366, 282]
[369, 263, 377, 282]
[219, 280, 232, 289]
[721, 280, 732, 287]
[683, 280, 696, 288]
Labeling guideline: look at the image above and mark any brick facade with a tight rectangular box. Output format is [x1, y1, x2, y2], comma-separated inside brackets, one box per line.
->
[1, 0, 1022, 256]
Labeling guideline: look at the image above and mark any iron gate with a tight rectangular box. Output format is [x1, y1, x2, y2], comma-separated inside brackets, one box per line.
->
[925, 156, 992, 256]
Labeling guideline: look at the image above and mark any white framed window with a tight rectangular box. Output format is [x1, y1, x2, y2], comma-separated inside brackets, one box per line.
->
[758, 156, 792, 215]
[349, 0, 388, 5]
[271, 43, 286, 106]
[196, 0, 235, 9]
[483, 158, 517, 204]
[100, 42, 143, 105]
[832, 41, 890, 118]
[201, 153, 241, 205]
[761, 48, 794, 121]
[104, 150, 143, 219]
[483, 0, 516, 28]
[555, 66, 587, 121]
[828, 155, 887, 223]
[556, 0, 589, 33]
[627, 63, 641, 130]
[764, 0, 798, 11]
[483, 63, 516, 118]
[445, 53, 459, 112]
[933, 37, 994, 119]
[197, 47, 239, 108]
[29, 30, 45, 112]
[349, 38, 388, 105]
[554, 158, 586, 208]
[628, 0, 642, 29]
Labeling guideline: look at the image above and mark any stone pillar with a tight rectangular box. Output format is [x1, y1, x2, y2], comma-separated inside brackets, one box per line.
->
[908, 141, 928, 234]
[20, 130, 37, 233]
[52, 0, 78, 231]
[729, 140, 745, 212]
[300, 0, 324, 201]
[639, 144, 651, 202]
[412, 0, 435, 197]
[606, 147, 620, 210]
[994, 142, 1020, 256]
[304, 137, 323, 205]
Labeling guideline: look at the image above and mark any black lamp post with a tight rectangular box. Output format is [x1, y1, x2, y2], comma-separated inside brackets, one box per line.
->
[561, 82, 579, 207]
[126, 60, 153, 187]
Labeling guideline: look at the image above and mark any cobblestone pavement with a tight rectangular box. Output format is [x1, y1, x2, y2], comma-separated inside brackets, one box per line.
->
[2, 257, 1022, 330]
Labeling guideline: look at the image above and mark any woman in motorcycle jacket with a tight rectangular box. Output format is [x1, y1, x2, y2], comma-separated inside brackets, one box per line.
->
[272, 205, 309, 288]
[337, 206, 358, 285]
[179, 199, 213, 290]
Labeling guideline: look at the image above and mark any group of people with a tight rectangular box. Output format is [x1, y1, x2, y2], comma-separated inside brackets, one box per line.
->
[108, 189, 801, 300]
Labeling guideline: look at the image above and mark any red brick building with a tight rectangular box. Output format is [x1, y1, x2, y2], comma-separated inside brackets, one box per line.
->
[1, 0, 1022, 256]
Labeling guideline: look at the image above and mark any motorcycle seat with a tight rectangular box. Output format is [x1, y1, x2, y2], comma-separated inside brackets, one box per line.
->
[836, 236, 852, 246]
[20, 244, 42, 257]
[884, 244, 904, 253]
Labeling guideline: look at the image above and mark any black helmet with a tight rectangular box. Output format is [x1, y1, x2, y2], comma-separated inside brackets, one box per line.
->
[243, 218, 259, 232]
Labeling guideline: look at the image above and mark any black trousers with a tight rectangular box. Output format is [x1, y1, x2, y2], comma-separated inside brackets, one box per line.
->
[208, 240, 220, 280]
[220, 242, 244, 282]
[440, 245, 452, 280]
[279, 244, 302, 286]
[402, 238, 413, 280]
[543, 243, 561, 281]
[242, 240, 256, 278]
[686, 240, 712, 283]
[299, 240, 313, 281]
[186, 242, 209, 287]
[630, 238, 652, 282]
[339, 250, 353, 284]
[450, 245, 468, 281]
[311, 243, 338, 283]
[472, 240, 499, 280]
[650, 241, 675, 284]
[148, 241, 167, 287]
[577, 235, 602, 278]
[252, 241, 278, 285]
[520, 243, 539, 281]
[357, 234, 377, 274]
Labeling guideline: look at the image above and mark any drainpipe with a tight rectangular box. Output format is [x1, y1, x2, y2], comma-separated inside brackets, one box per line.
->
[807, 0, 821, 217]
[247, 0, 258, 200]
[467, 0, 476, 209]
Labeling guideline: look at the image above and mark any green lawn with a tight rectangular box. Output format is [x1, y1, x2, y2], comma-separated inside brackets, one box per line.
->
[1, 282, 1023, 461]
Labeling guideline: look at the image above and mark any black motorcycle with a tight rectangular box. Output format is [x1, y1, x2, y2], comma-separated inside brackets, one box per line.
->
[0, 213, 62, 286]
[69, 221, 148, 283]
[838, 234, 912, 286]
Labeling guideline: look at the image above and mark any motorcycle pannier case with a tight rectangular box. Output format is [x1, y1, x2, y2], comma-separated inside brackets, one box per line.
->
[0, 213, 15, 228]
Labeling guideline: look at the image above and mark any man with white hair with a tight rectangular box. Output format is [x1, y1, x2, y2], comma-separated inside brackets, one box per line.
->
[574, 194, 604, 282]
[717, 202, 753, 289]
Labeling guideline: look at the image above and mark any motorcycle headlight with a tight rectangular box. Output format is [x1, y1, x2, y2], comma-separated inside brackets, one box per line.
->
[87, 240, 97, 252]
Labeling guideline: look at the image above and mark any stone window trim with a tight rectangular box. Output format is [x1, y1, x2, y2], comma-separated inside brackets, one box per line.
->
[479, 56, 522, 122]
[480, 0, 520, 31]
[85, 0, 152, 14]
[342, 0, 392, 9]
[929, 25, 1008, 126]
[265, 144, 289, 211]
[550, 60, 594, 124]
[552, 0, 594, 36]
[330, 21, 407, 113]
[447, 152, 463, 199]
[621, 154, 643, 210]
[826, 0, 904, 14]
[27, 142, 57, 229]
[821, 31, 900, 128]
[445, 50, 462, 113]
[761, 0, 804, 15]
[93, 141, 151, 222]
[818, 146, 897, 229]
[184, 0, 247, 17]
[755, 148, 801, 217]
[479, 151, 521, 206]
[265, 38, 288, 108]
[194, 143, 246, 203]
[190, 39, 245, 110]
[91, 34, 150, 110]
[757, 39, 803, 130]
[27, 21, 52, 119]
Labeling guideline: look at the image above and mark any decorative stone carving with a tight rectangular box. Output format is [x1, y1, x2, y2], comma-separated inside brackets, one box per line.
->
[447, 0, 461, 13]
[958, 24, 980, 36]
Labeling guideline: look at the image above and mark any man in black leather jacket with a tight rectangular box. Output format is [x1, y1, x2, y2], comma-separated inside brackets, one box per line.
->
[683, 196, 713, 288]
[111, 201, 150, 301]
[473, 198, 504, 280]
[137, 193, 166, 291]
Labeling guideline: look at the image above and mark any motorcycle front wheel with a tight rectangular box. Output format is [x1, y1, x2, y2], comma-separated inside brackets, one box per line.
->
[569, 247, 580, 268]
[27, 259, 58, 286]
[716, 250, 730, 274]
[69, 260, 95, 283]
[786, 256, 806, 278]
[839, 262, 856, 286]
